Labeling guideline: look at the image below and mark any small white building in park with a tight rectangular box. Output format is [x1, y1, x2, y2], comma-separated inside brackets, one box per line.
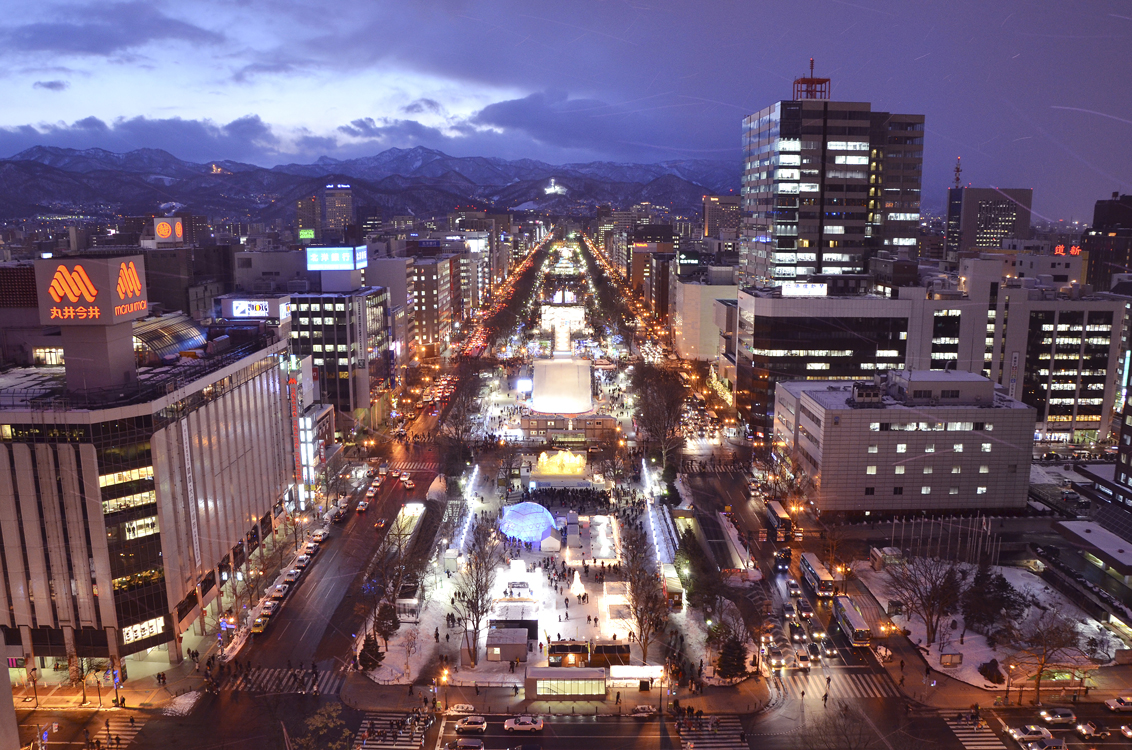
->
[773, 369, 1035, 518]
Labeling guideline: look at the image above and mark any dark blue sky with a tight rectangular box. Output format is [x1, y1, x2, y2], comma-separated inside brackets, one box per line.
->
[2, 0, 1129, 219]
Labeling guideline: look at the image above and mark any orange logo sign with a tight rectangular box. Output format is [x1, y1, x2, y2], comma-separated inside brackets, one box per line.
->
[175, 222, 184, 239]
[116, 261, 143, 300]
[48, 265, 98, 304]
[155, 221, 172, 239]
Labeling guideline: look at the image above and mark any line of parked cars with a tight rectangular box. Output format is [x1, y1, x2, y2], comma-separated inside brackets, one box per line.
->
[1008, 701, 1132, 749]
[250, 529, 330, 634]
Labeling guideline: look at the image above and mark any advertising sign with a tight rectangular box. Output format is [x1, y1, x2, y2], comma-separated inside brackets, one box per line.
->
[305, 246, 368, 271]
[35, 255, 149, 325]
[232, 300, 271, 318]
[298, 228, 316, 240]
[154, 217, 184, 242]
[781, 282, 828, 298]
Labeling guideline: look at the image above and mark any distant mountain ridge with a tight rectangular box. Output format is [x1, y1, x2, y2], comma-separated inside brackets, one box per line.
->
[0, 145, 738, 219]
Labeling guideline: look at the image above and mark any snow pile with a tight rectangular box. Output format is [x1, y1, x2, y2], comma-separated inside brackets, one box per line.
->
[162, 690, 201, 716]
[856, 563, 1113, 690]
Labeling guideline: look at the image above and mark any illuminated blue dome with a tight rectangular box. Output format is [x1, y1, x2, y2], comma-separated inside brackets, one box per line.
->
[500, 502, 557, 544]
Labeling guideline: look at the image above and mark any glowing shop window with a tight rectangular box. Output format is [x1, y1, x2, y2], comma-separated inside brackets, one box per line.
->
[99, 467, 154, 488]
[122, 616, 166, 645]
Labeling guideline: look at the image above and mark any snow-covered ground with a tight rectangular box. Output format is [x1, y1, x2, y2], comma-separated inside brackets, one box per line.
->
[856, 562, 1113, 689]
[162, 690, 201, 716]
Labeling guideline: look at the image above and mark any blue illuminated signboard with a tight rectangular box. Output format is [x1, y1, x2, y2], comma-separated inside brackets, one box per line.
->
[305, 247, 368, 271]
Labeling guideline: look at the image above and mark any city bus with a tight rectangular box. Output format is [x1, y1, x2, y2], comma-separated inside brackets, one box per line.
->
[833, 596, 871, 647]
[800, 552, 835, 597]
[766, 501, 792, 542]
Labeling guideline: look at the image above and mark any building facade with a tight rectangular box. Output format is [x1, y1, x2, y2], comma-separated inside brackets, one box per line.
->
[944, 187, 1033, 268]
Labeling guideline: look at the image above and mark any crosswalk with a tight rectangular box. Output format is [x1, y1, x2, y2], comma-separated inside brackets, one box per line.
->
[943, 717, 1008, 750]
[778, 670, 901, 700]
[677, 714, 746, 750]
[218, 667, 347, 695]
[389, 461, 439, 473]
[91, 717, 146, 748]
[353, 712, 429, 750]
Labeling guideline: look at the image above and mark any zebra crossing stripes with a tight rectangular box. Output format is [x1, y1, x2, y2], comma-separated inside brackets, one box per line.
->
[677, 714, 746, 750]
[389, 461, 439, 473]
[942, 718, 1008, 750]
[779, 671, 900, 700]
[353, 713, 428, 750]
[219, 667, 346, 695]
[94, 717, 146, 748]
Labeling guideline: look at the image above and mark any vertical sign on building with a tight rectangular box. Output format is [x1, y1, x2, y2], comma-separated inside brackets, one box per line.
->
[288, 377, 305, 508]
[1008, 352, 1019, 399]
[180, 419, 201, 565]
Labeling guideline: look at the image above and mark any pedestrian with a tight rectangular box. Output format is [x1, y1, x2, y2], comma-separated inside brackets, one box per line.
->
[899, 659, 904, 672]
[616, 691, 621, 705]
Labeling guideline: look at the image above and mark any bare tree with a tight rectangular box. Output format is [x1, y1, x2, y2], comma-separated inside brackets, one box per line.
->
[403, 628, 420, 679]
[791, 701, 880, 750]
[757, 446, 816, 513]
[621, 524, 667, 664]
[1010, 609, 1086, 704]
[631, 363, 686, 470]
[452, 517, 506, 667]
[883, 556, 964, 646]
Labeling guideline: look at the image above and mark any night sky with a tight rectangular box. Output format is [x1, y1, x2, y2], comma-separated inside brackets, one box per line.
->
[2, 0, 1129, 219]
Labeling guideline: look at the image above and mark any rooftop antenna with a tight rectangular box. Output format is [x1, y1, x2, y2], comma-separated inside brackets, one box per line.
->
[793, 58, 830, 100]
[953, 157, 962, 190]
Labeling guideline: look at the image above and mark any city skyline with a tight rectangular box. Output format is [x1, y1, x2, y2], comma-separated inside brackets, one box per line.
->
[1, 0, 1129, 220]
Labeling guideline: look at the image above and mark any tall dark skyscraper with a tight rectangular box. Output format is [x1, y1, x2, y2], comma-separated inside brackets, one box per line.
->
[944, 187, 1033, 268]
[739, 67, 924, 287]
[1084, 192, 1132, 292]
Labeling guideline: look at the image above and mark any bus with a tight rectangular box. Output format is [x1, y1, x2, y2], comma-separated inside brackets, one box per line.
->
[800, 553, 835, 597]
[766, 501, 792, 542]
[833, 596, 871, 647]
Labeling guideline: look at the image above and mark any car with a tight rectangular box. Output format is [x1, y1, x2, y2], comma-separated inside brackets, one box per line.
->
[303, 542, 319, 555]
[798, 600, 814, 619]
[767, 647, 784, 668]
[251, 616, 268, 633]
[270, 584, 289, 600]
[783, 602, 797, 620]
[312, 530, 329, 543]
[365, 488, 377, 498]
[403, 479, 416, 489]
[1010, 726, 1053, 742]
[389, 470, 401, 479]
[357, 500, 369, 511]
[1076, 720, 1110, 738]
[1122, 725, 1132, 738]
[295, 554, 311, 569]
[1106, 696, 1132, 712]
[448, 704, 476, 714]
[808, 621, 826, 640]
[504, 716, 544, 732]
[455, 716, 488, 733]
[820, 637, 837, 657]
[261, 600, 279, 616]
[630, 705, 657, 717]
[787, 579, 802, 597]
[374, 518, 386, 529]
[444, 740, 484, 750]
[807, 642, 821, 662]
[789, 622, 807, 642]
[1025, 740, 1065, 750]
[794, 648, 811, 669]
[283, 569, 301, 584]
[1039, 708, 1076, 725]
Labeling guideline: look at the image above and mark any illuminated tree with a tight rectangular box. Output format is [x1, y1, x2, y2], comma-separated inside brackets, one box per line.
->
[452, 518, 506, 666]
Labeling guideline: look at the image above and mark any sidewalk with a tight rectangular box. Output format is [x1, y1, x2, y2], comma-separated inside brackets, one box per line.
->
[340, 671, 769, 716]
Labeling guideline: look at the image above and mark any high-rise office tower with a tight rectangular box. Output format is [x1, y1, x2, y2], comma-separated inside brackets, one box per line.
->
[1084, 192, 1132, 291]
[739, 64, 924, 287]
[323, 183, 354, 241]
[944, 187, 1032, 267]
[703, 195, 740, 238]
[296, 194, 321, 242]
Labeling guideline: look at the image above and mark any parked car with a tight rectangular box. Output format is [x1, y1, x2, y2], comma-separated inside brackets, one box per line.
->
[630, 705, 657, 717]
[448, 704, 476, 714]
[270, 584, 289, 600]
[283, 569, 301, 584]
[251, 616, 268, 634]
[1106, 695, 1132, 712]
[445, 740, 484, 750]
[1039, 708, 1076, 725]
[261, 600, 279, 616]
[504, 716, 543, 732]
[312, 530, 329, 543]
[303, 542, 319, 555]
[295, 554, 311, 569]
[1009, 726, 1052, 743]
[455, 716, 488, 734]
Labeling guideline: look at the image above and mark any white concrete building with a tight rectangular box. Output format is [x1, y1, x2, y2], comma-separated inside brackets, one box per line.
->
[773, 370, 1035, 517]
[671, 271, 738, 361]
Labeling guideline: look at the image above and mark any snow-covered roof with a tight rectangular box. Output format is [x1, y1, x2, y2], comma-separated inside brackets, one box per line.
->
[1055, 520, 1132, 575]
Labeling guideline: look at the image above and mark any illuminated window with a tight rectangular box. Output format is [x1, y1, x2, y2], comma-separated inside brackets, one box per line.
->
[866, 466, 877, 475]
[921, 486, 931, 495]
[981, 443, 992, 453]
[896, 444, 907, 453]
[868, 445, 878, 453]
[976, 486, 988, 495]
[979, 465, 989, 474]
[923, 466, 933, 475]
[953, 444, 964, 453]
[924, 445, 935, 453]
[894, 466, 905, 475]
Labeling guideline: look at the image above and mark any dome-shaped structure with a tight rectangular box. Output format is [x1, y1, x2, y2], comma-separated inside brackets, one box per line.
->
[500, 502, 557, 544]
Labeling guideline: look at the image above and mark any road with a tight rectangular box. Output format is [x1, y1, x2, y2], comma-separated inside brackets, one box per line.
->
[436, 714, 683, 750]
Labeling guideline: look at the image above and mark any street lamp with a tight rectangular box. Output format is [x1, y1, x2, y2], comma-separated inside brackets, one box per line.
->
[1006, 662, 1015, 706]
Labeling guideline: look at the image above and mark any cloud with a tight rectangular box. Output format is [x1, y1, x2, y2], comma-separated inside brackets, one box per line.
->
[3, 2, 223, 56]
[33, 80, 69, 91]
[401, 98, 444, 116]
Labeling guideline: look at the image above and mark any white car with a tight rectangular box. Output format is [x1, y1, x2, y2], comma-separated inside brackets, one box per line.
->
[1039, 708, 1075, 725]
[448, 704, 476, 715]
[1009, 726, 1053, 743]
[1106, 695, 1132, 712]
[503, 716, 543, 732]
[403, 479, 416, 489]
[630, 705, 657, 717]
[454, 716, 487, 733]
[311, 530, 329, 543]
[295, 554, 311, 569]
[261, 600, 279, 616]
[270, 584, 289, 600]
[283, 569, 301, 584]
[357, 500, 369, 511]
[787, 579, 802, 597]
